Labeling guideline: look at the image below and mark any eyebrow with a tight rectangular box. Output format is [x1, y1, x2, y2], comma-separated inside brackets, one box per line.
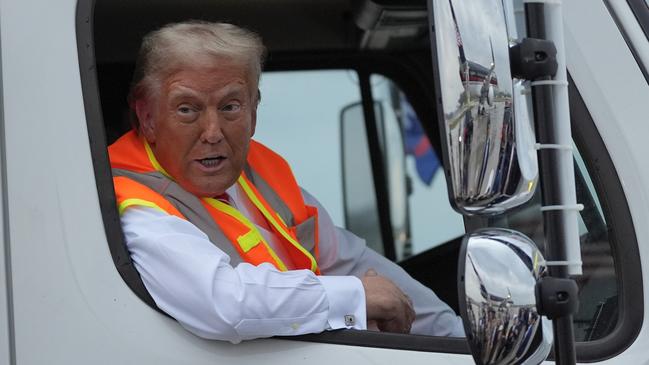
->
[167, 82, 251, 104]
[167, 87, 200, 101]
[218, 84, 247, 101]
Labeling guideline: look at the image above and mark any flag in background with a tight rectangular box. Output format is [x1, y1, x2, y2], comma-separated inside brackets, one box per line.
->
[400, 92, 440, 186]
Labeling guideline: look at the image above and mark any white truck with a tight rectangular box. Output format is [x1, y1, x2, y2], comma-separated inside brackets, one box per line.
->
[0, 0, 648, 364]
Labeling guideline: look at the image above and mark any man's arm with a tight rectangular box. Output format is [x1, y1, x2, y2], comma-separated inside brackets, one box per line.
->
[121, 205, 367, 343]
[304, 190, 465, 337]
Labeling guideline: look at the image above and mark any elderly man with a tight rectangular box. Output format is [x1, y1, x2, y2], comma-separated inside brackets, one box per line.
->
[109, 20, 463, 343]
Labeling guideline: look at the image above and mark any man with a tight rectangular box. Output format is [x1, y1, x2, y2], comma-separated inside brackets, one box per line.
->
[109, 20, 463, 344]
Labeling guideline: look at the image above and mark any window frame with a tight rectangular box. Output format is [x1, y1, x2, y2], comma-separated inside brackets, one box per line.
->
[76, 0, 164, 314]
[566, 75, 643, 361]
[359, 69, 398, 261]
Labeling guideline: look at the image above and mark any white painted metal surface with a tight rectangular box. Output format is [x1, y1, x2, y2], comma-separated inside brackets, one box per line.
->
[563, 0, 649, 363]
[0, 0, 647, 363]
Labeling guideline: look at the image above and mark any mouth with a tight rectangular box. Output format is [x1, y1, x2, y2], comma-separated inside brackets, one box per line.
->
[196, 156, 226, 169]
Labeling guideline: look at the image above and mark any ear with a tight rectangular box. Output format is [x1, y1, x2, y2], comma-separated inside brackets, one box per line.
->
[250, 104, 257, 137]
[135, 99, 156, 143]
[249, 88, 262, 137]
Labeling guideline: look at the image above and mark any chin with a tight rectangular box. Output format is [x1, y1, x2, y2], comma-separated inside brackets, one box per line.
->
[196, 183, 233, 198]
[193, 187, 225, 198]
[184, 175, 238, 198]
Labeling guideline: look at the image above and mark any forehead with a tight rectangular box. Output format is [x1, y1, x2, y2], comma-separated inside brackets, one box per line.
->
[162, 61, 254, 97]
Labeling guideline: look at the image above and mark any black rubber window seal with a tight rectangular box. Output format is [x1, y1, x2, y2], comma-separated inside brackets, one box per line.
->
[566, 74, 644, 362]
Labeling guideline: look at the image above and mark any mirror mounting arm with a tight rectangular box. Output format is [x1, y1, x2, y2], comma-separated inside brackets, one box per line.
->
[510, 38, 558, 80]
[535, 276, 580, 320]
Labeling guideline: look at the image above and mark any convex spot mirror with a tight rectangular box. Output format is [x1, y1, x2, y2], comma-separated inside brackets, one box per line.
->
[429, 0, 538, 215]
[458, 229, 553, 365]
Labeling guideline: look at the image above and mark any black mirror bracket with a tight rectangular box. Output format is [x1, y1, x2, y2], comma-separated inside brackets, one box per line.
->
[510, 38, 558, 80]
[536, 276, 580, 320]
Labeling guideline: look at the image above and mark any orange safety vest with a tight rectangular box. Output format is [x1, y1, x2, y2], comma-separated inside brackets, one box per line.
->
[109, 130, 320, 274]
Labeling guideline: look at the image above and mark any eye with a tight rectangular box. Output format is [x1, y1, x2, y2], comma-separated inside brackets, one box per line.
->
[178, 105, 195, 114]
[221, 102, 241, 113]
[176, 104, 199, 121]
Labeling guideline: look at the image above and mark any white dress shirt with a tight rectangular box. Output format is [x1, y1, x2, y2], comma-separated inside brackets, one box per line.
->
[121, 185, 464, 343]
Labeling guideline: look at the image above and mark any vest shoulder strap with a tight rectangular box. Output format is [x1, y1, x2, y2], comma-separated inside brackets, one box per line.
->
[113, 176, 186, 219]
[109, 130, 157, 173]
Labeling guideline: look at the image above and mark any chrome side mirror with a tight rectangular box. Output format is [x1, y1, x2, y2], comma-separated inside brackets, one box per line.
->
[458, 229, 553, 365]
[429, 0, 538, 215]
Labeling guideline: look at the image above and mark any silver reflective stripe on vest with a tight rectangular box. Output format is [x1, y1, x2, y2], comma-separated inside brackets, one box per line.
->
[113, 168, 242, 265]
[243, 164, 294, 226]
[243, 164, 317, 252]
[295, 215, 317, 253]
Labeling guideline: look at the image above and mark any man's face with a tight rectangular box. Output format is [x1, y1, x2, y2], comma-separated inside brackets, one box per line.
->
[136, 61, 257, 197]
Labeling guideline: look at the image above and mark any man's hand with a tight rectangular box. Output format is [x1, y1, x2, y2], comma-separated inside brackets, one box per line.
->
[361, 269, 415, 334]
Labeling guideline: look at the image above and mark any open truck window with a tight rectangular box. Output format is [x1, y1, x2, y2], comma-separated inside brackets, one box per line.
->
[86, 0, 470, 355]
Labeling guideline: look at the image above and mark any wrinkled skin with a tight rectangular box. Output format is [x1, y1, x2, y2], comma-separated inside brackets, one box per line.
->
[362, 269, 416, 333]
[136, 60, 257, 197]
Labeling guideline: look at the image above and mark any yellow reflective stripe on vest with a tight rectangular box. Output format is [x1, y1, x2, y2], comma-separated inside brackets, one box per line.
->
[203, 197, 289, 272]
[238, 229, 264, 252]
[144, 140, 173, 179]
[118, 198, 169, 216]
[237, 176, 318, 273]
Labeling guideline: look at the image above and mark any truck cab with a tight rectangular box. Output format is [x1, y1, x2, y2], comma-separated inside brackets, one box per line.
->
[0, 0, 648, 363]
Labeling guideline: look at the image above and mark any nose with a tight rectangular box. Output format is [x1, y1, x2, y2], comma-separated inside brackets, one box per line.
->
[200, 110, 224, 144]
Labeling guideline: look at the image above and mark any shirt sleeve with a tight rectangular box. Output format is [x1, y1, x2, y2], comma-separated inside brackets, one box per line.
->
[302, 189, 466, 337]
[121, 205, 367, 344]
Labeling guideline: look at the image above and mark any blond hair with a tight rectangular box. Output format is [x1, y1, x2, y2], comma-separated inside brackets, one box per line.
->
[128, 21, 266, 130]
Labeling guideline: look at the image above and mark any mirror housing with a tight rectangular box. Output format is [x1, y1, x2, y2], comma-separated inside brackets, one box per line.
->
[340, 102, 385, 256]
[429, 0, 538, 215]
[340, 97, 411, 260]
[458, 228, 553, 365]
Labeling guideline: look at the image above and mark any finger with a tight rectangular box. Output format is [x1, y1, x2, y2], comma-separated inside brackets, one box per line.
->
[388, 316, 411, 334]
[365, 268, 378, 277]
[377, 318, 404, 333]
[367, 319, 380, 331]
[405, 304, 416, 329]
[378, 302, 412, 334]
[401, 318, 412, 334]
[405, 296, 415, 319]
[399, 294, 416, 331]
[405, 294, 414, 308]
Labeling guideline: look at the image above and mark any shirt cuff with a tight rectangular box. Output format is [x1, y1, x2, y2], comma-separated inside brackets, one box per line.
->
[317, 275, 367, 331]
